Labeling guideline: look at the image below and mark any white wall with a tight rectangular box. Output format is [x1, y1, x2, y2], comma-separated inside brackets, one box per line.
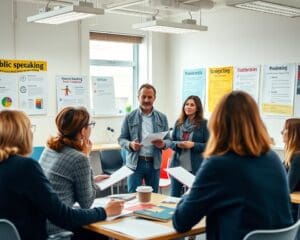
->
[0, 0, 169, 146]
[166, 6, 300, 149]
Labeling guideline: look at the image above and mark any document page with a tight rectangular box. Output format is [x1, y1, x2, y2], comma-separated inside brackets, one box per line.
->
[141, 131, 168, 146]
[102, 218, 173, 239]
[166, 166, 195, 188]
[96, 166, 133, 190]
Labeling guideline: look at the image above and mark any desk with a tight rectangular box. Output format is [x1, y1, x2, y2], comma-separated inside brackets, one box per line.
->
[85, 193, 205, 240]
[291, 192, 300, 204]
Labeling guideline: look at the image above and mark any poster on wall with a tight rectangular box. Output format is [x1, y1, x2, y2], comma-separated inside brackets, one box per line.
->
[91, 76, 117, 116]
[261, 63, 295, 116]
[0, 73, 18, 110]
[208, 66, 233, 112]
[0, 59, 48, 115]
[19, 73, 48, 115]
[294, 64, 300, 117]
[233, 65, 260, 102]
[182, 68, 206, 105]
[56, 75, 89, 111]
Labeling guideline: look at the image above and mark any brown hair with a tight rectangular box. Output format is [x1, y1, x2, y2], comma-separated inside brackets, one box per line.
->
[177, 95, 204, 128]
[0, 110, 33, 161]
[283, 118, 300, 167]
[47, 107, 90, 152]
[138, 83, 156, 96]
[204, 91, 272, 158]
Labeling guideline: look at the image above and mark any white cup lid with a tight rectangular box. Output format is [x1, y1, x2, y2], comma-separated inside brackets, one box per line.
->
[136, 186, 153, 193]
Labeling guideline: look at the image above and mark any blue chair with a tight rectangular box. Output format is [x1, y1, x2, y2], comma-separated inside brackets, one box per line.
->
[30, 146, 45, 161]
[243, 219, 300, 240]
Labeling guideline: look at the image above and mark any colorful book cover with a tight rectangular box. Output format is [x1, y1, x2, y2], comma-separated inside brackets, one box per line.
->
[133, 205, 175, 222]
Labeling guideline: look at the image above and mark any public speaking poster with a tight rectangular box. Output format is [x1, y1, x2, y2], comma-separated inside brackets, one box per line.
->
[208, 66, 233, 112]
[261, 63, 295, 116]
[0, 59, 48, 115]
[233, 65, 260, 102]
[56, 75, 89, 111]
[182, 68, 206, 105]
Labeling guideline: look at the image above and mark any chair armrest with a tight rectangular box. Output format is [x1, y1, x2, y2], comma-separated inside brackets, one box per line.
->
[47, 231, 73, 240]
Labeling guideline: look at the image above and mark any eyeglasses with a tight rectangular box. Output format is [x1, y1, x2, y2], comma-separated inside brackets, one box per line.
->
[31, 124, 36, 133]
[87, 121, 96, 128]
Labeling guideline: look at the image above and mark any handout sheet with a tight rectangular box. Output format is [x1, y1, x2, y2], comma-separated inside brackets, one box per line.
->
[165, 166, 195, 188]
[96, 166, 133, 190]
[141, 131, 168, 146]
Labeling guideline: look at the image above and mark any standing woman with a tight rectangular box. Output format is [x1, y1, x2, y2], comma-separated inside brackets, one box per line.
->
[170, 95, 209, 197]
[39, 107, 109, 236]
[172, 91, 293, 240]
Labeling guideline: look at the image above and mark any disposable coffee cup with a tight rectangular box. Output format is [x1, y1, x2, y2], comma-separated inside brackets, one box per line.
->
[136, 186, 153, 204]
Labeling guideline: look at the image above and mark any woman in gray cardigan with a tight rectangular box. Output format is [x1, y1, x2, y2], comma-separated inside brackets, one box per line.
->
[39, 107, 109, 238]
[170, 95, 209, 197]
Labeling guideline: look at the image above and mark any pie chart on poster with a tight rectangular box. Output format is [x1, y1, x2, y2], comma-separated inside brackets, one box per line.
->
[2, 97, 13, 108]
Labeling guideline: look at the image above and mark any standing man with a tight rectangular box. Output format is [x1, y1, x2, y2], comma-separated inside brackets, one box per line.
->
[118, 84, 171, 193]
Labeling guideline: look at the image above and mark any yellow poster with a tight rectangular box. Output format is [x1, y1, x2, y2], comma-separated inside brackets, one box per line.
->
[208, 66, 233, 112]
[262, 104, 293, 115]
[0, 59, 47, 72]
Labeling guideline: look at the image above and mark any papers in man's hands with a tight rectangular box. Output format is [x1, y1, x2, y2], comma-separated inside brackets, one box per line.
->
[166, 166, 195, 188]
[141, 131, 168, 146]
[96, 166, 133, 190]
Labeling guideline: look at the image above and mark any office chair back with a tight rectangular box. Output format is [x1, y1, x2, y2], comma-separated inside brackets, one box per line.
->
[99, 149, 123, 175]
[30, 146, 45, 161]
[159, 149, 173, 193]
[243, 219, 300, 240]
[0, 219, 21, 240]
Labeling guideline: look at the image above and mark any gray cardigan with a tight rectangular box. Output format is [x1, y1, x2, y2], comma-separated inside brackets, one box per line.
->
[39, 146, 98, 234]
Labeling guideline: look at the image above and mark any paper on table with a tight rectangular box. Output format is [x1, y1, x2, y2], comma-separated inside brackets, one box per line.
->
[166, 166, 195, 188]
[96, 166, 133, 190]
[141, 131, 168, 146]
[102, 218, 173, 239]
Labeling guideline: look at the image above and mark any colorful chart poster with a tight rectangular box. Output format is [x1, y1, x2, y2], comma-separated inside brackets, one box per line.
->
[208, 66, 233, 112]
[0, 59, 48, 115]
[0, 74, 18, 110]
[261, 63, 295, 116]
[91, 76, 117, 116]
[182, 68, 206, 105]
[18, 73, 48, 115]
[233, 65, 260, 102]
[56, 75, 89, 111]
[294, 64, 300, 117]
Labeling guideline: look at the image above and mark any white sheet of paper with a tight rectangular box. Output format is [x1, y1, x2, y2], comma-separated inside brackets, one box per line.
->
[102, 218, 173, 239]
[141, 131, 168, 146]
[96, 166, 133, 190]
[166, 166, 195, 188]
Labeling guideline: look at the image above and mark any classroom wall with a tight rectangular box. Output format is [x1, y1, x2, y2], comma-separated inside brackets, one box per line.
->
[0, 0, 169, 146]
[166, 6, 300, 150]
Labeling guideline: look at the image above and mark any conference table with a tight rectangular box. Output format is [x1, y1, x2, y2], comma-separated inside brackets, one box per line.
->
[85, 193, 206, 240]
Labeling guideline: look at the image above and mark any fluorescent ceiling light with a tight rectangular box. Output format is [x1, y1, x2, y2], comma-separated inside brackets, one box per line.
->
[227, 1, 300, 17]
[27, 3, 104, 24]
[132, 20, 207, 34]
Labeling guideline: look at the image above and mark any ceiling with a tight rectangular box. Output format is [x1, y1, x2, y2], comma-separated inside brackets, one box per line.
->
[16, 0, 300, 18]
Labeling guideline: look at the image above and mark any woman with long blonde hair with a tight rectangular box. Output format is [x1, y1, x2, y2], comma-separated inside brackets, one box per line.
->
[172, 91, 292, 240]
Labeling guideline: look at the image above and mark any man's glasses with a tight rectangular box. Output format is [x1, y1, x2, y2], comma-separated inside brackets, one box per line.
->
[87, 121, 96, 128]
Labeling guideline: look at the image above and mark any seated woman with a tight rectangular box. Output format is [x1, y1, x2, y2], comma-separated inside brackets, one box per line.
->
[282, 118, 300, 220]
[170, 95, 209, 197]
[39, 107, 109, 236]
[0, 110, 124, 240]
[172, 91, 293, 240]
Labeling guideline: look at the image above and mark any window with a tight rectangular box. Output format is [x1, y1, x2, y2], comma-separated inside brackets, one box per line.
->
[89, 32, 143, 115]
